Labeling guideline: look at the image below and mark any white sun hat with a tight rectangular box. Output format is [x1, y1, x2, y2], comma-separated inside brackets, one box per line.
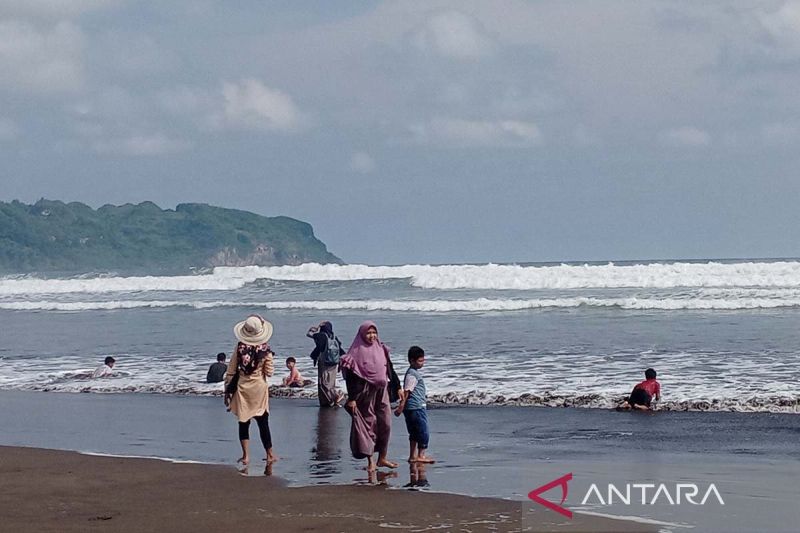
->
[233, 315, 273, 345]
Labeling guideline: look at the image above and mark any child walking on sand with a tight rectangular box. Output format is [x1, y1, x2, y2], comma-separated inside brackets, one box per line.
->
[394, 346, 434, 463]
[620, 368, 661, 410]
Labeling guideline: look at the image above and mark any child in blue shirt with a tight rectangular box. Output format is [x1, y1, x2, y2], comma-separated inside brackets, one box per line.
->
[394, 346, 434, 464]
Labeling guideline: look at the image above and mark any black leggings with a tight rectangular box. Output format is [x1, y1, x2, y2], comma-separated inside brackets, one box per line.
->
[238, 412, 272, 449]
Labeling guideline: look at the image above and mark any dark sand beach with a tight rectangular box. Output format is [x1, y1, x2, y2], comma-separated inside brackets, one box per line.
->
[0, 446, 654, 532]
[1, 391, 798, 532]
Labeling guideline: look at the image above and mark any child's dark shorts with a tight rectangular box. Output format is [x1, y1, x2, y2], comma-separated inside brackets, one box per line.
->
[403, 408, 429, 449]
[628, 388, 652, 407]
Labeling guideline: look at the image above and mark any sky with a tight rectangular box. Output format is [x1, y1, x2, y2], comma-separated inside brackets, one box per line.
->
[2, 0, 800, 264]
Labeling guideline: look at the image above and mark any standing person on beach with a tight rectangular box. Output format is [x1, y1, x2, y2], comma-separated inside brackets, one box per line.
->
[224, 315, 277, 465]
[340, 321, 403, 471]
[394, 346, 434, 464]
[307, 321, 345, 407]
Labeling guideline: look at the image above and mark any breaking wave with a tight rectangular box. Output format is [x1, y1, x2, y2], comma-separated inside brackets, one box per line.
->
[4, 296, 800, 312]
[4, 380, 797, 413]
[4, 260, 800, 294]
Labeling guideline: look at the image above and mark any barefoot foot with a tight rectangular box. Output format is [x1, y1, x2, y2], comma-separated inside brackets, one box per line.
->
[377, 458, 398, 469]
[237, 456, 249, 466]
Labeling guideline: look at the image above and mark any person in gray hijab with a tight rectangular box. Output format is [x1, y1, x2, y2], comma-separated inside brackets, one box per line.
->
[307, 321, 345, 407]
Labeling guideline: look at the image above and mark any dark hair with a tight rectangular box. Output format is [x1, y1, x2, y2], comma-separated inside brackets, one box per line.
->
[286, 357, 296, 364]
[407, 346, 425, 362]
[216, 352, 226, 362]
[104, 356, 116, 365]
[645, 368, 657, 380]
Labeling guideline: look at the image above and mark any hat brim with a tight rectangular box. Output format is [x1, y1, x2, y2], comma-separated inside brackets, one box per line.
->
[233, 318, 273, 346]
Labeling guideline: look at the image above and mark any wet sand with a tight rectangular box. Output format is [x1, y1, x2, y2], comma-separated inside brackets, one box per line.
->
[0, 446, 652, 532]
[1, 391, 798, 531]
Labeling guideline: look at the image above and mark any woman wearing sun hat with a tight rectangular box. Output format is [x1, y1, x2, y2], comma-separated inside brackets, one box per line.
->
[225, 314, 277, 465]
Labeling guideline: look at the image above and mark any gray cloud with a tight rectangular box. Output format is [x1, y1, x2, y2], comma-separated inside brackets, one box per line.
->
[409, 10, 496, 59]
[0, 0, 119, 19]
[3, 1, 800, 263]
[0, 19, 84, 93]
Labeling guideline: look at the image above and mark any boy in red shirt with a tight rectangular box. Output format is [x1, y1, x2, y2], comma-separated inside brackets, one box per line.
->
[620, 368, 661, 410]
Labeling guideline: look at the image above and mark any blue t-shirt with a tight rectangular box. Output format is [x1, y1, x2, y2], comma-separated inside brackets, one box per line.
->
[403, 367, 426, 411]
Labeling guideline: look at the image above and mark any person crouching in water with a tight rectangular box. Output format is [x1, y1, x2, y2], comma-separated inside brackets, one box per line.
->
[282, 357, 308, 387]
[340, 321, 403, 472]
[620, 368, 661, 410]
[394, 346, 434, 464]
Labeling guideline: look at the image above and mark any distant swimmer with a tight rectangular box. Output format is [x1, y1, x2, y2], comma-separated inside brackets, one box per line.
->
[92, 356, 116, 378]
[282, 357, 311, 387]
[619, 368, 661, 411]
[206, 352, 227, 383]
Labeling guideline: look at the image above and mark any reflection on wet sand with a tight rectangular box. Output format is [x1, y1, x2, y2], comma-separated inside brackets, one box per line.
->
[405, 462, 430, 489]
[309, 407, 342, 480]
[236, 461, 273, 477]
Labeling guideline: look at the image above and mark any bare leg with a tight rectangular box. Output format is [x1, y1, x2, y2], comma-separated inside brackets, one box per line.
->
[407, 441, 418, 463]
[367, 455, 377, 472]
[377, 453, 398, 469]
[416, 448, 435, 464]
[238, 439, 250, 465]
[266, 448, 279, 463]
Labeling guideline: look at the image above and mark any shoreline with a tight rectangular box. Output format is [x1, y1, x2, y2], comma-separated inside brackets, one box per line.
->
[0, 446, 655, 532]
[2, 390, 798, 531]
[5, 385, 799, 414]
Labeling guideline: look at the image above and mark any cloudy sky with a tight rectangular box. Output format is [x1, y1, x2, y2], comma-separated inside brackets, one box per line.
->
[2, 1, 800, 264]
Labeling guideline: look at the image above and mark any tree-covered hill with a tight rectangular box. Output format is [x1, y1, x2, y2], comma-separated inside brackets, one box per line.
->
[0, 199, 341, 273]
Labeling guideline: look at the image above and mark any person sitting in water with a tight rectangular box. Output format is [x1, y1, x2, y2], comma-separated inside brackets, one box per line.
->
[206, 352, 227, 383]
[92, 356, 116, 378]
[282, 357, 309, 387]
[619, 368, 661, 410]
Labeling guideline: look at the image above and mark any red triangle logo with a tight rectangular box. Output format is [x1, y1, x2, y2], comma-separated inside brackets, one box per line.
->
[528, 472, 573, 519]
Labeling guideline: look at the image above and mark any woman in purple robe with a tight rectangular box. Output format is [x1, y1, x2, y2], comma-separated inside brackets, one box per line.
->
[340, 321, 403, 471]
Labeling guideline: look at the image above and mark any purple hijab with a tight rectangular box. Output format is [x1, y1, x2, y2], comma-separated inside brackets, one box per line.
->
[339, 321, 388, 386]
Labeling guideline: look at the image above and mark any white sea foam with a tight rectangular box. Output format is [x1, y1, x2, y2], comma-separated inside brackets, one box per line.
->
[216, 261, 800, 290]
[0, 272, 254, 295]
[0, 349, 796, 413]
[4, 296, 800, 312]
[4, 261, 800, 295]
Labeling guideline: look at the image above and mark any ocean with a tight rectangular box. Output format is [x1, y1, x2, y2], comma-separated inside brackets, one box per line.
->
[1, 259, 800, 412]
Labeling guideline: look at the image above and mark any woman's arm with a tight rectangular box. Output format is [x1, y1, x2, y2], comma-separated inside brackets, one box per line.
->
[260, 351, 275, 379]
[224, 348, 238, 386]
[344, 370, 366, 399]
[309, 333, 326, 366]
[384, 346, 404, 402]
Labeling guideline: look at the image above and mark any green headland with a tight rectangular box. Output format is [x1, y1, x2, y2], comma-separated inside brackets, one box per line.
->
[0, 199, 341, 273]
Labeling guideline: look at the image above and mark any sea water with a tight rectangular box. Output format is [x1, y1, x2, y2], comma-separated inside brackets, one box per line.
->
[1, 259, 799, 412]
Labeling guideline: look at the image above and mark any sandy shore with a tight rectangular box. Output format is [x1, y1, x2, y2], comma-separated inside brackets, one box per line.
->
[0, 446, 655, 532]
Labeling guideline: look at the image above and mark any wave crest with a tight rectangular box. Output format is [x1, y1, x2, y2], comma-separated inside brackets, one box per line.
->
[5, 260, 800, 294]
[4, 296, 800, 312]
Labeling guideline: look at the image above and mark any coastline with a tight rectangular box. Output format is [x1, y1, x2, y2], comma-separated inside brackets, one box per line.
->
[0, 446, 654, 532]
[1, 391, 798, 531]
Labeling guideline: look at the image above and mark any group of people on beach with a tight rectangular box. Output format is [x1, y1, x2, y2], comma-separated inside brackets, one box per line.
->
[220, 314, 434, 472]
[99, 313, 661, 473]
